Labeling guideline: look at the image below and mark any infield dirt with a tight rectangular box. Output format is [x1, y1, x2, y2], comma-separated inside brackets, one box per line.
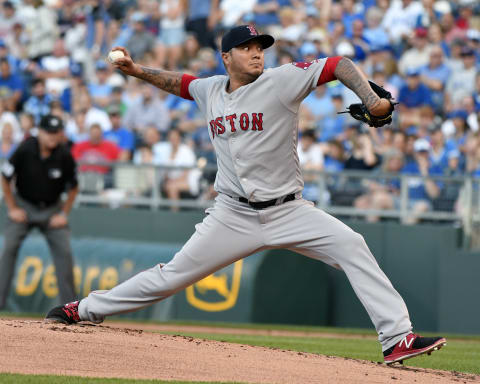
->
[0, 319, 478, 383]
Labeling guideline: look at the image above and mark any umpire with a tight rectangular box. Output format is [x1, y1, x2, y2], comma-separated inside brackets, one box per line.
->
[0, 115, 78, 309]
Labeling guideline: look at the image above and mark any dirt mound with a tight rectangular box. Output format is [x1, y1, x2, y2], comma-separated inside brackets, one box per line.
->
[0, 319, 477, 383]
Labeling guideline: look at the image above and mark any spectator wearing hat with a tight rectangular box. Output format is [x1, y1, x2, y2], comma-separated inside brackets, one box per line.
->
[59, 62, 84, 114]
[23, 78, 53, 124]
[88, 61, 113, 109]
[318, 91, 348, 142]
[104, 105, 134, 161]
[398, 27, 433, 76]
[400, 137, 442, 224]
[419, 45, 451, 113]
[445, 46, 478, 109]
[398, 67, 434, 127]
[0, 114, 78, 310]
[125, 12, 156, 62]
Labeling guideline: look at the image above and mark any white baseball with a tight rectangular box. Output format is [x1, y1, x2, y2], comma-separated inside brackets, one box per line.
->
[108, 50, 125, 63]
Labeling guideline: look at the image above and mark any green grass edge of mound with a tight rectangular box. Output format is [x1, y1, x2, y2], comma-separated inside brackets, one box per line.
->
[155, 331, 480, 376]
[0, 373, 247, 384]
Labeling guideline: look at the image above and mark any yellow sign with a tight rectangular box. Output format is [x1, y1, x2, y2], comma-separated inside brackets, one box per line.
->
[185, 260, 243, 312]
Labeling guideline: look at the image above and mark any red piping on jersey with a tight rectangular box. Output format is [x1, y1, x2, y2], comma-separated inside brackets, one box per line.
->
[317, 56, 342, 85]
[180, 74, 197, 100]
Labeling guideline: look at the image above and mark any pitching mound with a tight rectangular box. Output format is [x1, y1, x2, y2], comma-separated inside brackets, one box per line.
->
[0, 319, 477, 383]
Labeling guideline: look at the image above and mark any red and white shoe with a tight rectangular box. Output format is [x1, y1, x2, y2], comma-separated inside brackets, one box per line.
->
[44, 301, 81, 324]
[383, 333, 446, 364]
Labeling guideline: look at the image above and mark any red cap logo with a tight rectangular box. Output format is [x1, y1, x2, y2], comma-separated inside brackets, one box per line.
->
[247, 25, 258, 36]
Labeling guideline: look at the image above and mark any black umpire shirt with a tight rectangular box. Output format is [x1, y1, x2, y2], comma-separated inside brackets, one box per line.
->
[1, 137, 78, 206]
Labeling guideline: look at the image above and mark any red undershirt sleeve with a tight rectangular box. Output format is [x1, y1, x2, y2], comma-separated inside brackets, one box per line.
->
[180, 74, 198, 100]
[317, 56, 343, 86]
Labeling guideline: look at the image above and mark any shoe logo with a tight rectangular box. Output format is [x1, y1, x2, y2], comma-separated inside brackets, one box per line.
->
[399, 336, 414, 349]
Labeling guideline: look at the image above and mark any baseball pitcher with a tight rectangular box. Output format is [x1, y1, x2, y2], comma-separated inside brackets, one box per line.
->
[46, 25, 446, 365]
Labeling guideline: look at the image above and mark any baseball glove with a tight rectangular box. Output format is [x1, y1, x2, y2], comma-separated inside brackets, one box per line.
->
[339, 81, 398, 128]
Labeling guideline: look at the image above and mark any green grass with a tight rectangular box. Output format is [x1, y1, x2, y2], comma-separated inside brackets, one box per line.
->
[156, 331, 480, 375]
[0, 374, 244, 384]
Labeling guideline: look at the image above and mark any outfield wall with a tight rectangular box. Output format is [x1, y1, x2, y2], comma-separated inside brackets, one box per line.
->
[1, 206, 478, 334]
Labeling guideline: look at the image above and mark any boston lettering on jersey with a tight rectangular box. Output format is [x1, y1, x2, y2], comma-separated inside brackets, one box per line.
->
[209, 113, 263, 139]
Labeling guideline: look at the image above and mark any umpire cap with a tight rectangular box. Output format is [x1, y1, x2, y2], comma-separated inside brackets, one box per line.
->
[221, 25, 274, 53]
[39, 114, 64, 133]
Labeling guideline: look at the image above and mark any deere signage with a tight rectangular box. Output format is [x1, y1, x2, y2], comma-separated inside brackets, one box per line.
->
[1, 236, 260, 321]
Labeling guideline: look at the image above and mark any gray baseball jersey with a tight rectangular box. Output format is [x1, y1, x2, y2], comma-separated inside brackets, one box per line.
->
[189, 61, 327, 201]
[77, 59, 413, 351]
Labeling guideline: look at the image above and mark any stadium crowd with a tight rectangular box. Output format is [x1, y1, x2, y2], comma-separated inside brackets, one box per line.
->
[0, 0, 479, 219]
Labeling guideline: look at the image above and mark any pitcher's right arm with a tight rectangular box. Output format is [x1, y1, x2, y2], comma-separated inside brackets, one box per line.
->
[109, 47, 185, 97]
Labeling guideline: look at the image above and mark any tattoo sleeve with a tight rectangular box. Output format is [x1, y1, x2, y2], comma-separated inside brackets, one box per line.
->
[135, 66, 183, 96]
[333, 58, 380, 110]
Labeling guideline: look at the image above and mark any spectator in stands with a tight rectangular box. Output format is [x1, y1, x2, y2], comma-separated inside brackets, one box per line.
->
[153, 128, 201, 209]
[133, 126, 160, 165]
[302, 85, 335, 125]
[184, 0, 215, 49]
[363, 7, 389, 50]
[354, 149, 405, 222]
[298, 129, 324, 203]
[0, 58, 22, 108]
[125, 12, 156, 61]
[318, 91, 348, 142]
[23, 78, 53, 124]
[72, 123, 121, 186]
[429, 126, 449, 171]
[0, 2, 17, 39]
[65, 109, 89, 144]
[419, 45, 451, 113]
[345, 130, 379, 171]
[398, 67, 434, 128]
[445, 46, 478, 109]
[88, 61, 113, 109]
[382, 0, 423, 46]
[104, 105, 133, 161]
[0, 121, 16, 158]
[155, 0, 186, 70]
[401, 138, 442, 224]
[399, 28, 432, 75]
[123, 83, 171, 135]
[252, 0, 291, 27]
[416, 0, 444, 29]
[36, 38, 71, 97]
[23, 0, 59, 61]
[19, 112, 36, 140]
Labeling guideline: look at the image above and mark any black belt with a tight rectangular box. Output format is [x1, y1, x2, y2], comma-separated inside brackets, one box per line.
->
[235, 193, 296, 210]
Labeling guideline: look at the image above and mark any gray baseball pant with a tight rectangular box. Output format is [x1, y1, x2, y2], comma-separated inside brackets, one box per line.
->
[0, 196, 76, 308]
[79, 194, 412, 351]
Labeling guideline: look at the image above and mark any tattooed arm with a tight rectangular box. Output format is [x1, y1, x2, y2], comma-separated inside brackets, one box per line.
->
[135, 66, 183, 96]
[109, 46, 183, 96]
[333, 57, 390, 116]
